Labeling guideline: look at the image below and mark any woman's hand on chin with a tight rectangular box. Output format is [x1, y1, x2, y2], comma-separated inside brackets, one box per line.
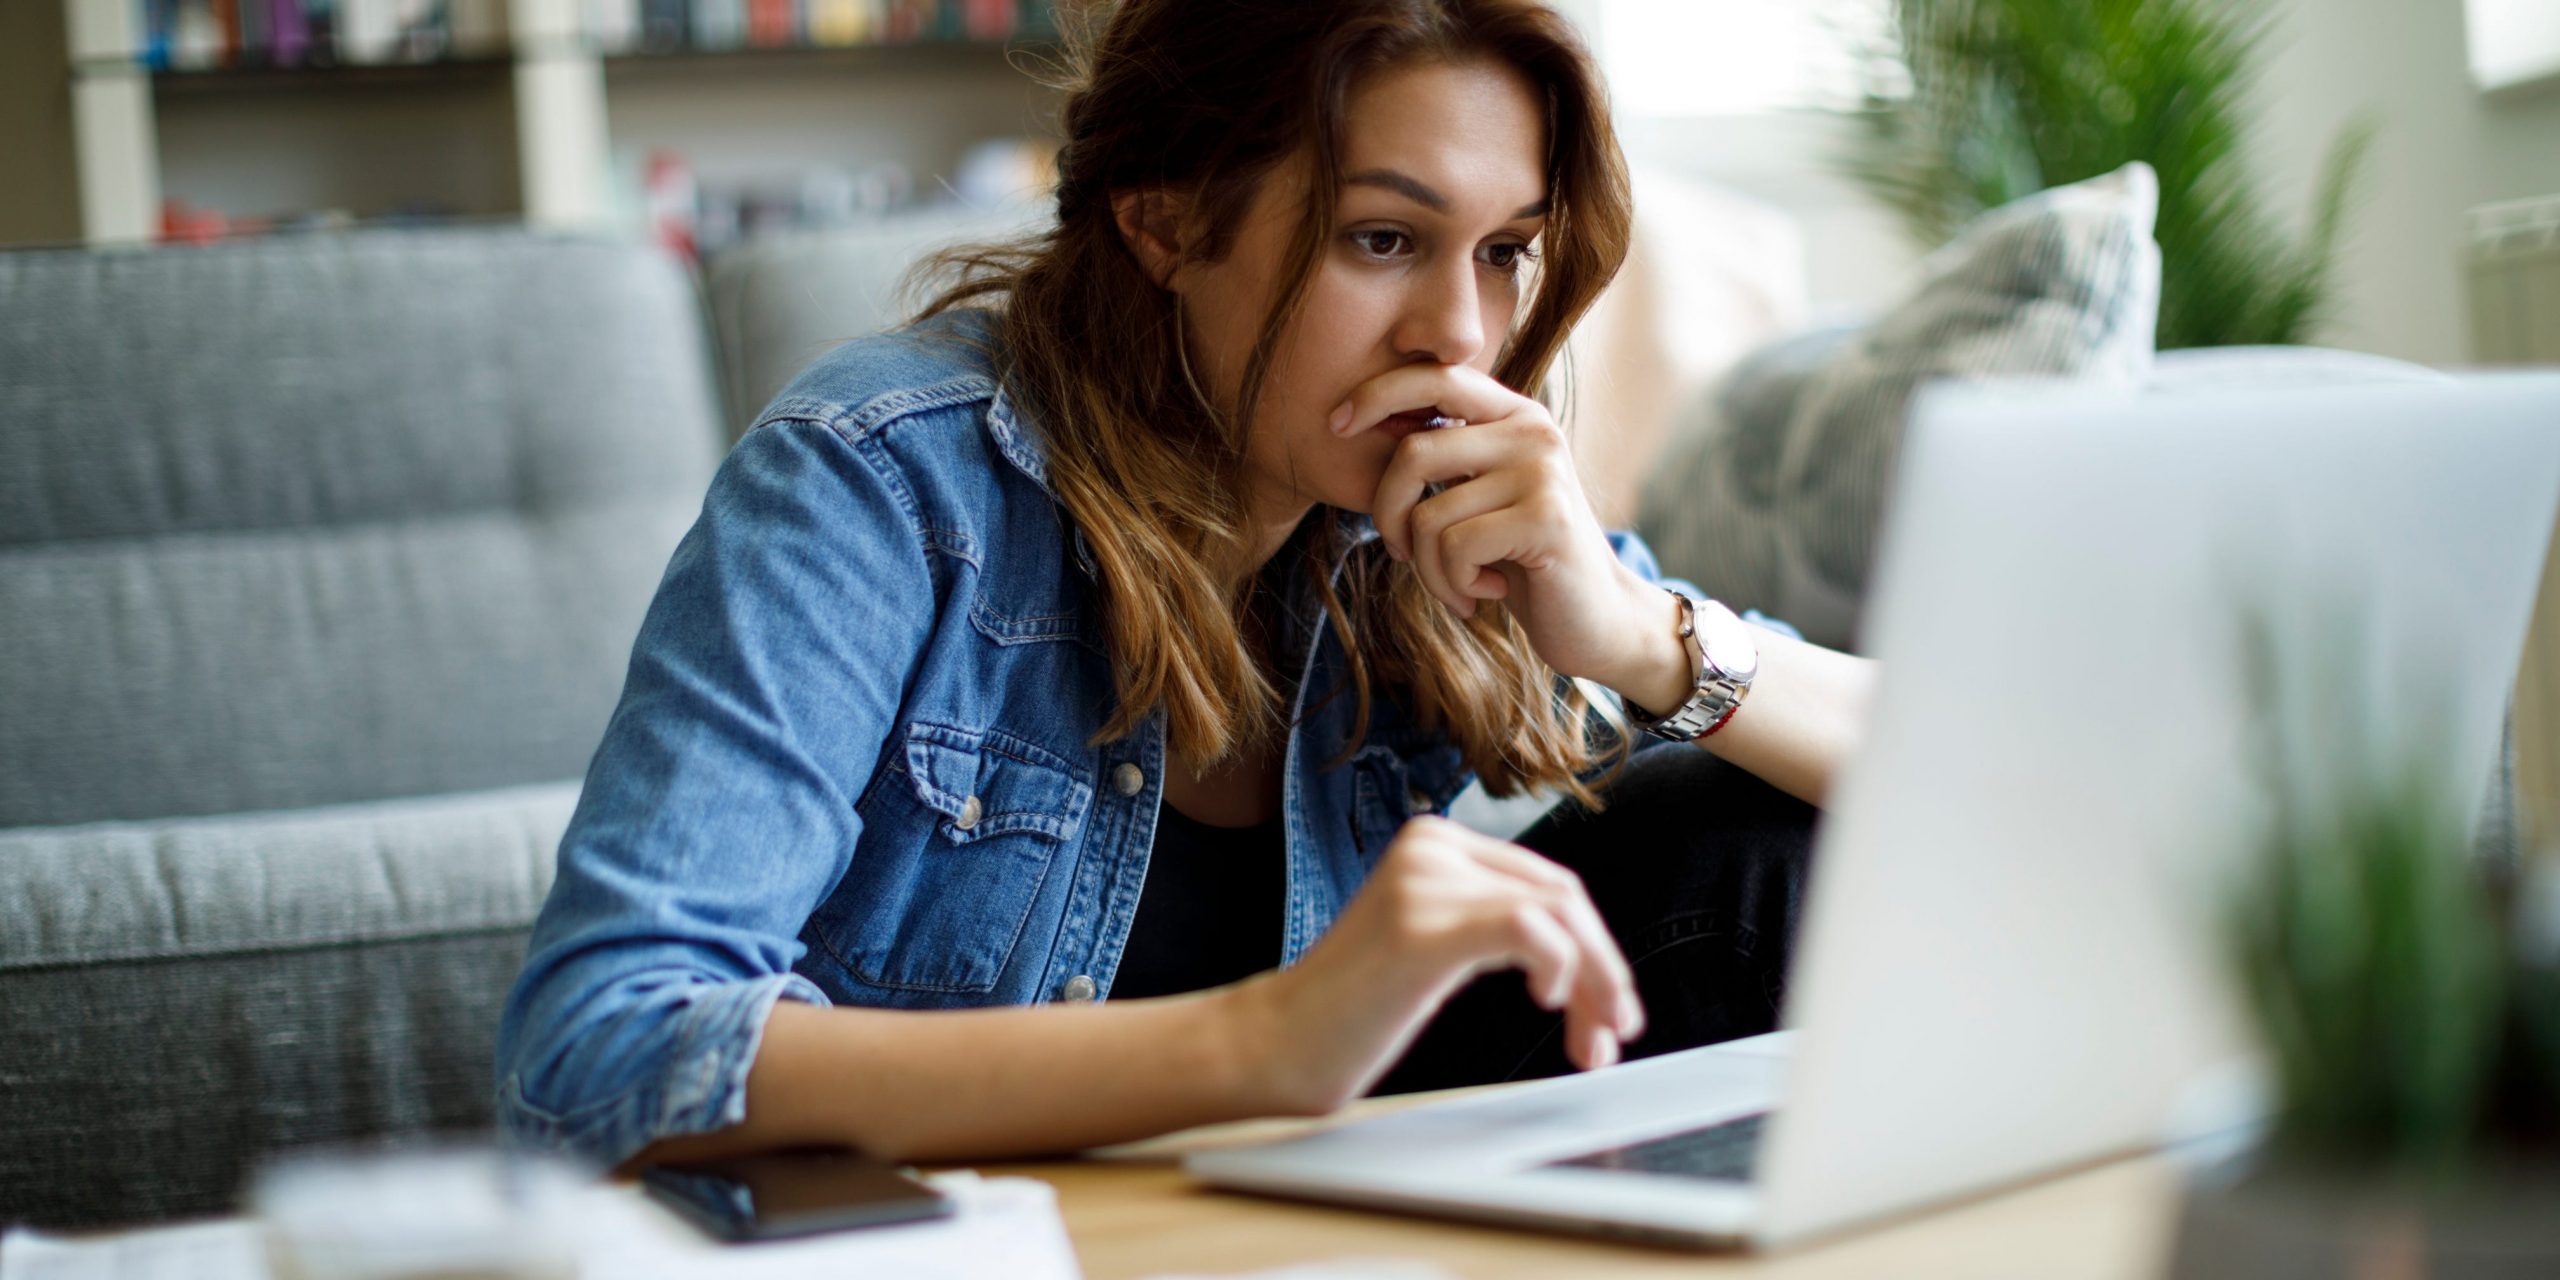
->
[1331, 361, 1673, 686]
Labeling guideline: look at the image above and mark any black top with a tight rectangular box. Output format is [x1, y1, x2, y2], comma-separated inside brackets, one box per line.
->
[1107, 802, 1286, 1000]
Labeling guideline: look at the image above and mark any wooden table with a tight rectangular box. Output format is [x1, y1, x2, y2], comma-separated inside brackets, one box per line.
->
[940, 1088, 2187, 1279]
[22, 1088, 2178, 1279]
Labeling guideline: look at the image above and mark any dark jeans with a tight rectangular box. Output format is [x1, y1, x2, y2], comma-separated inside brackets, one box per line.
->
[1365, 744, 1822, 1097]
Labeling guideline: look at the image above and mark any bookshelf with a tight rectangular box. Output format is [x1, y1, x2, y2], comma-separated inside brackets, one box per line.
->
[59, 0, 1062, 247]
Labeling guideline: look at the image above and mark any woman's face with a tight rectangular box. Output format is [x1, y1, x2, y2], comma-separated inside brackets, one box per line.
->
[1169, 55, 1551, 529]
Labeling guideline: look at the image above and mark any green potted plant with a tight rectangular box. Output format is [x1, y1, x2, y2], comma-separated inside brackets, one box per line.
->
[2168, 620, 2560, 1276]
[1839, 0, 2372, 351]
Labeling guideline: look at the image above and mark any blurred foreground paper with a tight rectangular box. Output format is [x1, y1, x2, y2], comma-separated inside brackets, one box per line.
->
[0, 1172, 1081, 1280]
[1144, 1263, 1460, 1280]
[0, 1218, 266, 1280]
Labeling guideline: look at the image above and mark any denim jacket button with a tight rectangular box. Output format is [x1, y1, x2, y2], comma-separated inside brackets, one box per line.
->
[1406, 787, 1433, 815]
[1113, 763, 1145, 797]
[1060, 974, 1098, 1002]
[954, 794, 983, 830]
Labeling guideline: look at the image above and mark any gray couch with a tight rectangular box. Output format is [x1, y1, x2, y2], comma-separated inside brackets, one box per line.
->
[0, 210, 1064, 1230]
[0, 229, 730, 1228]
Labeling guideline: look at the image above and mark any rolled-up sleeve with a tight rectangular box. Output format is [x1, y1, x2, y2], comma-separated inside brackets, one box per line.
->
[494, 417, 934, 1167]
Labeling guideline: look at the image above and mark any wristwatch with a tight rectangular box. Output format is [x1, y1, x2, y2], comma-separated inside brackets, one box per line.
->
[1623, 588, 1758, 743]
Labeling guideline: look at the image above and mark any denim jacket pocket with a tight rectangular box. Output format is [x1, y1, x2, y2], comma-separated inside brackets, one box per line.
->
[822, 720, 1094, 994]
[1349, 738, 1467, 859]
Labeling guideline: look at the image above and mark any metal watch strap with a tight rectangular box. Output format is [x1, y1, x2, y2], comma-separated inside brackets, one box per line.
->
[1624, 588, 1753, 743]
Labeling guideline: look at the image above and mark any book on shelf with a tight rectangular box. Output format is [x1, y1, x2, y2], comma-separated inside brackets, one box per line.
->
[138, 0, 177, 68]
[586, 0, 641, 53]
[235, 0, 269, 63]
[393, 0, 452, 62]
[744, 0, 794, 48]
[270, 0, 313, 66]
[330, 0, 396, 61]
[137, 0, 469, 67]
[209, 0, 239, 62]
[131, 0, 1054, 67]
[301, 0, 340, 64]
[961, 0, 1011, 39]
[880, 0, 927, 42]
[687, 0, 745, 50]
[167, 0, 222, 68]
[804, 0, 866, 46]
[635, 0, 686, 50]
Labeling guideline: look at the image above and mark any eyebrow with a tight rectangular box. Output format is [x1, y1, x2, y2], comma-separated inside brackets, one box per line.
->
[1345, 168, 1549, 221]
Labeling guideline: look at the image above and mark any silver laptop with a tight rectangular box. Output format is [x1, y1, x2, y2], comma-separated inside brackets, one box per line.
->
[1186, 372, 2560, 1249]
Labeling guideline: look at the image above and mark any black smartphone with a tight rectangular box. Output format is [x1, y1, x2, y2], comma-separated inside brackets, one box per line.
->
[638, 1145, 956, 1242]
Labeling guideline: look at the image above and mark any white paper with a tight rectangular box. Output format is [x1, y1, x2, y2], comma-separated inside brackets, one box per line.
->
[1, 1173, 1080, 1280]
[0, 1218, 269, 1280]
[1143, 1264, 1459, 1280]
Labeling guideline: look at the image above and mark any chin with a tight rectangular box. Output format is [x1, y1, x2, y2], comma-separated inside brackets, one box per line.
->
[1266, 450, 1388, 523]
[1317, 476, 1383, 520]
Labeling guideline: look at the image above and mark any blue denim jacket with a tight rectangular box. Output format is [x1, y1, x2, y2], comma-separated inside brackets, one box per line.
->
[493, 307, 1715, 1166]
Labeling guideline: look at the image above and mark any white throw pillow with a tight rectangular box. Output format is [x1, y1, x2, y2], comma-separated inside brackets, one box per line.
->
[1637, 161, 2164, 650]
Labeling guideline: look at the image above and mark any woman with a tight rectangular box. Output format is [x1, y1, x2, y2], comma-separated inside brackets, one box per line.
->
[495, 0, 1877, 1170]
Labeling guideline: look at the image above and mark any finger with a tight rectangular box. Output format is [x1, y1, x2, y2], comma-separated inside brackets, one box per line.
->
[1583, 1019, 1622, 1071]
[1368, 418, 1458, 569]
[1461, 836, 1638, 1043]
[1419, 830, 1625, 1070]
[1406, 475, 1526, 616]
[1486, 900, 1582, 1015]
[1371, 415, 1545, 565]
[1431, 507, 1547, 622]
[1549, 907, 1633, 1069]
[1330, 361, 1530, 439]
[1524, 904, 1619, 1073]
[1473, 843, 1646, 1043]
[1556, 887, 1644, 1046]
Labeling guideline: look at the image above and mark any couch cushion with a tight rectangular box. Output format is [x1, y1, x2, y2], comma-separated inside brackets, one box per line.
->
[1637, 162, 2163, 649]
[0, 783, 572, 1228]
[0, 229, 721, 827]
[0, 781, 573, 972]
[704, 202, 1047, 439]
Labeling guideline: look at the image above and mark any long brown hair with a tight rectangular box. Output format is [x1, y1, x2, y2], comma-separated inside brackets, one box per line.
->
[916, 0, 1637, 805]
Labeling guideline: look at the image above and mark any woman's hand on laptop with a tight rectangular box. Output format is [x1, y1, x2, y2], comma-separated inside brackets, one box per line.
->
[1224, 815, 1645, 1116]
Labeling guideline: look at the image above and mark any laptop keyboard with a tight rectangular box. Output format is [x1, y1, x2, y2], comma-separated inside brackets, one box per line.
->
[1544, 1111, 1768, 1183]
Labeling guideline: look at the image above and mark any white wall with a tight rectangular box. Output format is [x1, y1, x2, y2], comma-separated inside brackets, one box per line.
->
[1616, 111, 1925, 323]
[2241, 0, 2560, 366]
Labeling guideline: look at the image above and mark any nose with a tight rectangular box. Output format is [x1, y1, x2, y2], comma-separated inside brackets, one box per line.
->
[1391, 252, 1486, 368]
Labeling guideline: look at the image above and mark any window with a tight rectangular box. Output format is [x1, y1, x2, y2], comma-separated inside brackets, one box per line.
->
[2466, 0, 2560, 94]
[1586, 0, 1902, 118]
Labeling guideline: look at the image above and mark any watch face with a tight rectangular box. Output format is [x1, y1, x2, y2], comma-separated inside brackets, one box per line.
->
[1696, 601, 1759, 683]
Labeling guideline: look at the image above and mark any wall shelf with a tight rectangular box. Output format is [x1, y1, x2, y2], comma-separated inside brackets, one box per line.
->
[60, 0, 1061, 245]
[144, 56, 520, 94]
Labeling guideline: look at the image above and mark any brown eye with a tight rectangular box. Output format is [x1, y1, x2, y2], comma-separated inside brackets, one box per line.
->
[1352, 230, 1411, 259]
[1481, 241, 1538, 275]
